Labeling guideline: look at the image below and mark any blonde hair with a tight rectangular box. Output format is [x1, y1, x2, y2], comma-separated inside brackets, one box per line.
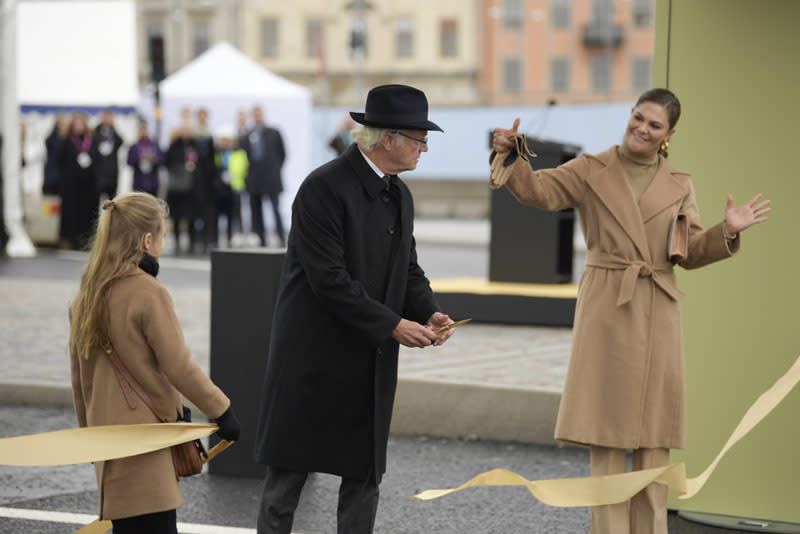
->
[69, 192, 168, 360]
[350, 125, 405, 151]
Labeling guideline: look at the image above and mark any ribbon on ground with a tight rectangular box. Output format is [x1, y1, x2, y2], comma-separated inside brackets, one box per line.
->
[75, 519, 113, 534]
[0, 423, 218, 466]
[413, 355, 800, 506]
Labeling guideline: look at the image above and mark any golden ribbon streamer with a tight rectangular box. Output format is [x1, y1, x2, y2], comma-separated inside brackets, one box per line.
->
[0, 423, 218, 466]
[0, 424, 233, 534]
[413, 355, 800, 506]
[75, 519, 113, 534]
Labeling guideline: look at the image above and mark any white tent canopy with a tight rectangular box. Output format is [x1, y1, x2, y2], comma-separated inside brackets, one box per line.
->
[154, 42, 312, 239]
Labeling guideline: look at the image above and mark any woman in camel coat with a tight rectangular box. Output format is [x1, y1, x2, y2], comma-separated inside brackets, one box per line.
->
[491, 89, 770, 534]
[69, 192, 240, 533]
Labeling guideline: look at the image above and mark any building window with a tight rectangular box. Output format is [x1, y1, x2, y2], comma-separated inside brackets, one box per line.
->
[146, 22, 163, 39]
[306, 19, 324, 58]
[191, 21, 210, 58]
[592, 0, 612, 24]
[632, 0, 652, 27]
[551, 0, 571, 29]
[504, 0, 523, 29]
[260, 18, 278, 58]
[632, 57, 651, 91]
[440, 19, 458, 58]
[394, 18, 414, 58]
[349, 18, 367, 59]
[502, 57, 522, 93]
[590, 54, 611, 92]
[550, 57, 570, 92]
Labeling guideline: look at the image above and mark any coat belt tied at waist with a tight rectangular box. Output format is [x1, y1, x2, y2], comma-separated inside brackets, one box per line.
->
[585, 251, 685, 306]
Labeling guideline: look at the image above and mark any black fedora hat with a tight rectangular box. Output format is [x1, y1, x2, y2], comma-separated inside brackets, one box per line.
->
[350, 84, 443, 132]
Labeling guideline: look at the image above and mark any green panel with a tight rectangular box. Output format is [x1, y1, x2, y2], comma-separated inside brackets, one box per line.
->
[656, 0, 800, 522]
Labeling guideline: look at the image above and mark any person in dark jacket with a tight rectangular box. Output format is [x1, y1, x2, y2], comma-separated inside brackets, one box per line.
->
[127, 120, 162, 196]
[43, 114, 68, 195]
[165, 123, 200, 254]
[192, 107, 218, 252]
[239, 105, 285, 247]
[253, 84, 456, 534]
[91, 109, 124, 199]
[58, 112, 99, 250]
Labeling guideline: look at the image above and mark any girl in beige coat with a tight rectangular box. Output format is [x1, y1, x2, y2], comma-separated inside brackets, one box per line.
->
[69, 192, 240, 533]
[491, 89, 770, 534]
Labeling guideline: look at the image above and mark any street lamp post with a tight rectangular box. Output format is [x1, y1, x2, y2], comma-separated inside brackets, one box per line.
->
[1, 0, 35, 257]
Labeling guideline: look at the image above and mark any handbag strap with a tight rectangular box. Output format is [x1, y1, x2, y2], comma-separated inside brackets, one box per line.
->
[101, 336, 169, 423]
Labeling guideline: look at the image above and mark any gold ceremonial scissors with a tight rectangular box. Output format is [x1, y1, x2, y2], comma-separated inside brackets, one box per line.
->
[436, 318, 472, 333]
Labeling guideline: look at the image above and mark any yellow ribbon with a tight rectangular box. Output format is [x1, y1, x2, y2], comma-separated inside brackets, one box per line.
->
[75, 520, 113, 534]
[0, 423, 218, 466]
[414, 355, 800, 506]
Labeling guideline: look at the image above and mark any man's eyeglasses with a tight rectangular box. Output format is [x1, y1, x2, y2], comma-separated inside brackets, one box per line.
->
[391, 131, 428, 146]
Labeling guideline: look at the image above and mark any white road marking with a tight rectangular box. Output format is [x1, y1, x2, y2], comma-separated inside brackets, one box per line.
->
[0, 506, 268, 533]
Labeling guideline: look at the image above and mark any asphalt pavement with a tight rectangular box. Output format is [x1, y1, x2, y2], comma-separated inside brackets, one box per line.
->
[0, 405, 741, 534]
[0, 221, 749, 532]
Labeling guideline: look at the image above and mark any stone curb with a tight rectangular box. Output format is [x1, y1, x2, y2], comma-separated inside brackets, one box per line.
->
[391, 378, 564, 447]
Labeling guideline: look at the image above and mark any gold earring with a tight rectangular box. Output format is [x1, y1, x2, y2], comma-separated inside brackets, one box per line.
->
[660, 139, 669, 156]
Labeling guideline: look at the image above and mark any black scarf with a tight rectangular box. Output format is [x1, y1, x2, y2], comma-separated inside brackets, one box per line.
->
[139, 252, 159, 278]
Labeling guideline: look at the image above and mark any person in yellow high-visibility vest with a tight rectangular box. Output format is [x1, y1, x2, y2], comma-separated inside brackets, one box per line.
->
[215, 128, 249, 246]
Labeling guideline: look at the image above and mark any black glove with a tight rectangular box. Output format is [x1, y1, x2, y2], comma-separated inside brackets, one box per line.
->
[179, 405, 192, 422]
[214, 406, 241, 442]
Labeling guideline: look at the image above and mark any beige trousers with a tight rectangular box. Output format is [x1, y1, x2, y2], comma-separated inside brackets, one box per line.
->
[590, 446, 669, 534]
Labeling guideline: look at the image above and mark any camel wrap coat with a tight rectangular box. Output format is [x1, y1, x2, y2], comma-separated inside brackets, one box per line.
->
[70, 270, 230, 520]
[492, 146, 738, 449]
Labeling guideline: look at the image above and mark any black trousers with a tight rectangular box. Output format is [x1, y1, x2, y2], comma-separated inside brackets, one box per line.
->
[167, 192, 196, 253]
[249, 193, 285, 246]
[112, 509, 177, 534]
[257, 466, 380, 534]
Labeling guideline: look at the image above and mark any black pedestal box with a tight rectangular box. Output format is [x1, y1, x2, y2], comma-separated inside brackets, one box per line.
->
[489, 137, 581, 284]
[208, 249, 285, 478]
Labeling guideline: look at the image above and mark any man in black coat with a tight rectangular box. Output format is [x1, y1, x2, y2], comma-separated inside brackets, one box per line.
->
[253, 85, 455, 534]
[240, 105, 286, 246]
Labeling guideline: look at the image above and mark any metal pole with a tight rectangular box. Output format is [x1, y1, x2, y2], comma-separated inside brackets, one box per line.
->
[1, 0, 35, 257]
[154, 83, 161, 148]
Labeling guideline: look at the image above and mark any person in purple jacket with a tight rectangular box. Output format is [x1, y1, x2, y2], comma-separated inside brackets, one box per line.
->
[127, 120, 163, 197]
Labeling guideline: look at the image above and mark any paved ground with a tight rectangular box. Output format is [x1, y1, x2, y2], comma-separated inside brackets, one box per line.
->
[0, 405, 744, 534]
[0, 222, 763, 532]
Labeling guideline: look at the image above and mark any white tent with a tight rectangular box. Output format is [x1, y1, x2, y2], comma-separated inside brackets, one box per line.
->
[155, 42, 312, 240]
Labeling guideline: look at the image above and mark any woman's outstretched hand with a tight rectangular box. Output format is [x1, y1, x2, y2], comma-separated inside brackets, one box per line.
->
[724, 193, 771, 235]
[492, 118, 521, 153]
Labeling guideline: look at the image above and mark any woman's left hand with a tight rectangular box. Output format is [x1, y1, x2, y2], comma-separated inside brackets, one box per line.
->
[724, 193, 771, 235]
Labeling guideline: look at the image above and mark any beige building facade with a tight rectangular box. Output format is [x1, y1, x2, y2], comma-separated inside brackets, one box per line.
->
[135, 0, 479, 106]
[134, 0, 654, 106]
[478, 0, 656, 105]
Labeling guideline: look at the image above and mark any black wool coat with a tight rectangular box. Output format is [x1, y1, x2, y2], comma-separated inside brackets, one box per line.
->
[58, 133, 98, 247]
[254, 144, 439, 480]
[241, 125, 285, 195]
[90, 125, 124, 197]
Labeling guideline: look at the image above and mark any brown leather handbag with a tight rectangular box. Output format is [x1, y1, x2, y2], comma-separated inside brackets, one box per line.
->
[102, 338, 207, 478]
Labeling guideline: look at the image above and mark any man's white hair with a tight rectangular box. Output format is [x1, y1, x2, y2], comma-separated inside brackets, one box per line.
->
[350, 125, 405, 151]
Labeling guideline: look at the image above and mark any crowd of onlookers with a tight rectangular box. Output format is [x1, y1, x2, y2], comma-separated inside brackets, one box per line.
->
[17, 105, 287, 254]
